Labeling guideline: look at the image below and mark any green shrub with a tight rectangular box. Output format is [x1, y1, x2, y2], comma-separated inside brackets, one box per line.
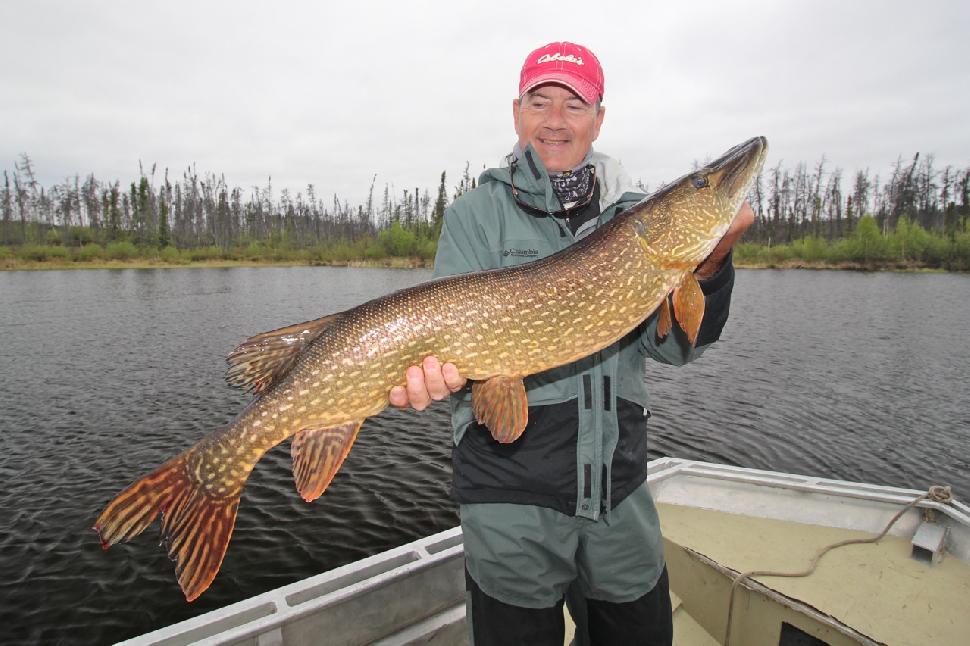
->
[764, 244, 794, 264]
[732, 242, 762, 264]
[329, 240, 356, 262]
[379, 221, 417, 257]
[185, 246, 224, 261]
[0, 246, 11, 260]
[950, 232, 970, 271]
[75, 244, 104, 261]
[159, 246, 184, 263]
[826, 239, 853, 263]
[922, 236, 952, 266]
[105, 241, 138, 260]
[889, 217, 930, 261]
[239, 242, 269, 260]
[791, 236, 828, 262]
[363, 236, 386, 260]
[416, 237, 437, 260]
[844, 216, 889, 263]
[17, 244, 69, 261]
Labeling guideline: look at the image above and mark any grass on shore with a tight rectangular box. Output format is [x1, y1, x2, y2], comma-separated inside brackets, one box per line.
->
[4, 226, 970, 273]
[0, 242, 433, 271]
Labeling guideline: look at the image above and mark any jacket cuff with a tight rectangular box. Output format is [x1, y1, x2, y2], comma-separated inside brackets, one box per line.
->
[695, 251, 735, 347]
[698, 250, 734, 296]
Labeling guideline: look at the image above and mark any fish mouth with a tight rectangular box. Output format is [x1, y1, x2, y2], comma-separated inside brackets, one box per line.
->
[707, 136, 768, 212]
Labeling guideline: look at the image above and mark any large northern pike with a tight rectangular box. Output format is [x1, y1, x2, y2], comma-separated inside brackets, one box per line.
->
[95, 136, 767, 601]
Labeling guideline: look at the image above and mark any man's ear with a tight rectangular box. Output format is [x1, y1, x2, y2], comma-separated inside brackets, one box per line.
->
[512, 98, 521, 136]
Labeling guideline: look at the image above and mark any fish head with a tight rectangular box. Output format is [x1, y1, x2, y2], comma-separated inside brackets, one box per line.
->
[632, 136, 768, 268]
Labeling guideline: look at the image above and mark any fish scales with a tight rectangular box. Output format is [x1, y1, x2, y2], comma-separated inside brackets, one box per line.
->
[94, 136, 768, 601]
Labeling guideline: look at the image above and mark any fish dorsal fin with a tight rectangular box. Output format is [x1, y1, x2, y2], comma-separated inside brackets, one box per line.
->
[656, 296, 673, 340]
[672, 271, 705, 346]
[472, 376, 529, 444]
[291, 420, 364, 502]
[226, 314, 340, 394]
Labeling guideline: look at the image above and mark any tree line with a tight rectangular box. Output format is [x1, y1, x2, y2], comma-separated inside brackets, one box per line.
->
[744, 153, 969, 244]
[736, 153, 970, 269]
[2, 152, 968, 269]
[0, 155, 477, 263]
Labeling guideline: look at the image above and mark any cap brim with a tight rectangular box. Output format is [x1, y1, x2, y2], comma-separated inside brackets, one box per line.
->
[521, 73, 599, 104]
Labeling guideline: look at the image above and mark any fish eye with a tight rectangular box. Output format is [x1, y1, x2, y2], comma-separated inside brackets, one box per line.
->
[692, 176, 709, 189]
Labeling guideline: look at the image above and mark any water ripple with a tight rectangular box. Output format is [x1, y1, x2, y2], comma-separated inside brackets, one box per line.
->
[0, 267, 968, 644]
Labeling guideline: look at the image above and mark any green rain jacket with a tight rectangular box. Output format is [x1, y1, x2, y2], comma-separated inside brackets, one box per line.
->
[433, 144, 734, 521]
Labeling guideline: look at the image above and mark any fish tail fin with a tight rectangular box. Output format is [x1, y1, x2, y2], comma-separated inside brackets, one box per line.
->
[94, 452, 240, 602]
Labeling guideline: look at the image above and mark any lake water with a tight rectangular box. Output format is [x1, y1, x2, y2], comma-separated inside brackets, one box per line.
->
[1, 266, 968, 644]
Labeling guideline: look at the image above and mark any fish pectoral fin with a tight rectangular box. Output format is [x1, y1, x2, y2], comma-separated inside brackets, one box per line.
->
[672, 271, 705, 346]
[472, 376, 529, 444]
[291, 420, 364, 502]
[226, 313, 342, 394]
[656, 296, 673, 340]
[94, 451, 241, 602]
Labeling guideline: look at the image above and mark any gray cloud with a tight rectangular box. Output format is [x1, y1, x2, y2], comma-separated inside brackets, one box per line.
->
[2, 0, 967, 205]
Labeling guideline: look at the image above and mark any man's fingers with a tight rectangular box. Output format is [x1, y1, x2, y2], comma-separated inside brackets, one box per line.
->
[388, 385, 409, 408]
[388, 356, 466, 410]
[405, 365, 431, 411]
[442, 362, 467, 392]
[423, 356, 450, 401]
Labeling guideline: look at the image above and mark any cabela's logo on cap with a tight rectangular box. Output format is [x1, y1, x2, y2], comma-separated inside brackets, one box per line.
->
[537, 53, 584, 66]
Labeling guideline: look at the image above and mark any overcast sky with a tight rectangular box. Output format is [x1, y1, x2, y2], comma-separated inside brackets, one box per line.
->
[2, 0, 968, 205]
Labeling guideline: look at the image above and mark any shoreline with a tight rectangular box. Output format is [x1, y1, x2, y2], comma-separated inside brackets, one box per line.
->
[3, 260, 961, 274]
[0, 257, 434, 271]
[0, 256, 962, 273]
[733, 259, 953, 273]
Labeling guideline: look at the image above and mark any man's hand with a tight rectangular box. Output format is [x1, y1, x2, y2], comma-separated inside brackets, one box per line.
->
[388, 355, 467, 411]
[695, 200, 754, 280]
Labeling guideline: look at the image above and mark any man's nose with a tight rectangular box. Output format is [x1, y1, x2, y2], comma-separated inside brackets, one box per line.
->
[543, 102, 567, 128]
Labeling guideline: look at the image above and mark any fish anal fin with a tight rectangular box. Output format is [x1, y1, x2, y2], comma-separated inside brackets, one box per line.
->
[656, 297, 673, 340]
[472, 376, 529, 444]
[672, 271, 705, 346]
[291, 420, 364, 502]
[226, 313, 341, 394]
[94, 451, 241, 602]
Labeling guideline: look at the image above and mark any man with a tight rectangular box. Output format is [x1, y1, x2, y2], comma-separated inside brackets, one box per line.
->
[389, 41, 752, 645]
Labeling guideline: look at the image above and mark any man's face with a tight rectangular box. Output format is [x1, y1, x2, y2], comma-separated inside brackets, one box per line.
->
[513, 84, 605, 173]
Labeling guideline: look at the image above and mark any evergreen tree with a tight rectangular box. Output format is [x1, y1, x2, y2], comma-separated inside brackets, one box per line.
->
[158, 197, 171, 248]
[433, 171, 447, 234]
[106, 183, 122, 241]
[1, 171, 12, 245]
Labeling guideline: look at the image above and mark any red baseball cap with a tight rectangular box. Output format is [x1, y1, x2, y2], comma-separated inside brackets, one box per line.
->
[518, 41, 604, 104]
